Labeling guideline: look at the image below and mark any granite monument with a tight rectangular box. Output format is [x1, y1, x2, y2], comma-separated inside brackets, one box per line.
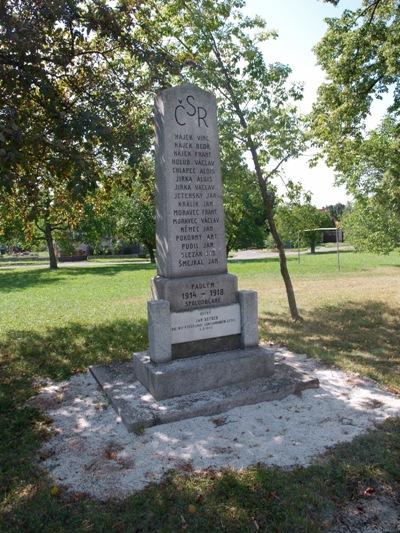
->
[90, 84, 319, 432]
[133, 83, 274, 399]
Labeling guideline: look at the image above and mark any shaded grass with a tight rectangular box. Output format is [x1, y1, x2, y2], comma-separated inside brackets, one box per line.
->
[1, 251, 400, 531]
[261, 301, 400, 393]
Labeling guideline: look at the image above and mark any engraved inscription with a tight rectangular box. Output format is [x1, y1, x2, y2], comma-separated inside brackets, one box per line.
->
[170, 130, 221, 271]
[155, 85, 227, 278]
[152, 273, 238, 312]
[171, 304, 241, 344]
[174, 95, 209, 127]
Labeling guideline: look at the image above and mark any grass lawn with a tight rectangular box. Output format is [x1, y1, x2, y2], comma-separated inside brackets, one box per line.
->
[0, 251, 399, 531]
[0, 254, 151, 267]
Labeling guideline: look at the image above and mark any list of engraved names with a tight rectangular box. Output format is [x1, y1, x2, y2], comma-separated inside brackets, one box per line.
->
[172, 130, 222, 273]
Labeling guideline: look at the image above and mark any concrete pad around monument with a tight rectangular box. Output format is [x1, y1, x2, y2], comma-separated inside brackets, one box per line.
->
[90, 356, 319, 433]
[133, 347, 274, 400]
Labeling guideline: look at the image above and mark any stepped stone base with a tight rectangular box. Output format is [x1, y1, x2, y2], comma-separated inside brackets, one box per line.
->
[90, 348, 319, 433]
[133, 347, 274, 401]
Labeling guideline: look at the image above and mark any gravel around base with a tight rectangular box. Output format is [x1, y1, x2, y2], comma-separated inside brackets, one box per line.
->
[31, 348, 400, 501]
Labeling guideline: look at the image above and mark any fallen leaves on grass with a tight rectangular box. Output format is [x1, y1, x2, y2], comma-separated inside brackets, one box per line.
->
[211, 417, 227, 427]
[50, 485, 61, 497]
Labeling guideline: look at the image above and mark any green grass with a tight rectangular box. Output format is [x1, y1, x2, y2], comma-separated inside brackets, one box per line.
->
[1, 251, 400, 531]
[0, 253, 149, 267]
[87, 256, 150, 263]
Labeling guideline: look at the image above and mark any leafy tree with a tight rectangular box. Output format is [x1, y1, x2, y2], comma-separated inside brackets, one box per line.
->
[275, 185, 332, 253]
[322, 203, 346, 223]
[342, 199, 400, 253]
[115, 160, 156, 262]
[310, 0, 400, 206]
[0, 0, 176, 268]
[77, 159, 156, 260]
[310, 1, 400, 254]
[311, 0, 399, 168]
[224, 189, 267, 254]
[76, 197, 118, 255]
[222, 144, 267, 254]
[158, 0, 306, 319]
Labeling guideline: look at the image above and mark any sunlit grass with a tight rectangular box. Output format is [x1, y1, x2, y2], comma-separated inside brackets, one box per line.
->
[0, 251, 399, 531]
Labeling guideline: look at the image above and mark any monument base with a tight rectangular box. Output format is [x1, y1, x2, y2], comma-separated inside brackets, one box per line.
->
[171, 334, 241, 358]
[133, 346, 274, 401]
[90, 351, 319, 433]
[152, 273, 238, 312]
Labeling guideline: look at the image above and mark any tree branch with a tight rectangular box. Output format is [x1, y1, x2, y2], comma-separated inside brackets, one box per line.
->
[265, 155, 291, 182]
[34, 221, 45, 233]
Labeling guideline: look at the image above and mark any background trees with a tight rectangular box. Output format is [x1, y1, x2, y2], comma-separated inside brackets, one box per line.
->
[158, 0, 306, 319]
[222, 144, 267, 254]
[0, 0, 176, 268]
[323, 203, 346, 225]
[275, 204, 333, 254]
[310, 0, 400, 253]
[311, 0, 399, 172]
[274, 184, 333, 253]
[342, 199, 400, 253]
[224, 186, 267, 255]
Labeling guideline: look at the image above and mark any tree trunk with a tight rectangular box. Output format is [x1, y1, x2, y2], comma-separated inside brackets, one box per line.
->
[45, 223, 58, 269]
[310, 241, 316, 254]
[226, 234, 233, 257]
[266, 210, 302, 321]
[246, 144, 302, 320]
[146, 244, 156, 263]
[208, 37, 301, 320]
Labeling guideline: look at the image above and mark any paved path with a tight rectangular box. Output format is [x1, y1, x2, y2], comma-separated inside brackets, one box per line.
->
[231, 245, 353, 261]
[0, 246, 354, 270]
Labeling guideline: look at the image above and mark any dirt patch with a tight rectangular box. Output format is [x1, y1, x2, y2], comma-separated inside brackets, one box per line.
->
[32, 349, 400, 500]
[328, 489, 400, 532]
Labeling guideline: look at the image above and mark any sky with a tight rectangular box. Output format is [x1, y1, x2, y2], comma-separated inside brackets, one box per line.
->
[243, 0, 385, 208]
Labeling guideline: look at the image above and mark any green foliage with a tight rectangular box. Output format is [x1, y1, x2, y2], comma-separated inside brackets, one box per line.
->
[76, 200, 117, 254]
[115, 182, 156, 262]
[342, 199, 400, 253]
[77, 159, 156, 258]
[225, 189, 267, 252]
[310, 1, 400, 254]
[275, 187, 332, 252]
[223, 154, 267, 252]
[323, 202, 346, 223]
[0, 0, 176, 264]
[310, 0, 400, 170]
[310, 1, 400, 203]
[56, 231, 77, 257]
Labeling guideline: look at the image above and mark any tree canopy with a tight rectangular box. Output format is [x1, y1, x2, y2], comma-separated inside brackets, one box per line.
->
[342, 198, 400, 253]
[2, 0, 310, 319]
[0, 0, 176, 266]
[310, 0, 399, 253]
[156, 0, 306, 319]
[311, 0, 399, 176]
[275, 185, 332, 253]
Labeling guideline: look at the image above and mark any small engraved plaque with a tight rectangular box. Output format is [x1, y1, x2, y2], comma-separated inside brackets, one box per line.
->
[171, 304, 241, 344]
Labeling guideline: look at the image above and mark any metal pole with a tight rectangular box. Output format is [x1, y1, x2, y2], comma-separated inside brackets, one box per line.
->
[336, 227, 340, 271]
[298, 231, 300, 264]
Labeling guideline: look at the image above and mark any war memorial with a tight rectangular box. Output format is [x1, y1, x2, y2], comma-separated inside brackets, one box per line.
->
[91, 84, 318, 432]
